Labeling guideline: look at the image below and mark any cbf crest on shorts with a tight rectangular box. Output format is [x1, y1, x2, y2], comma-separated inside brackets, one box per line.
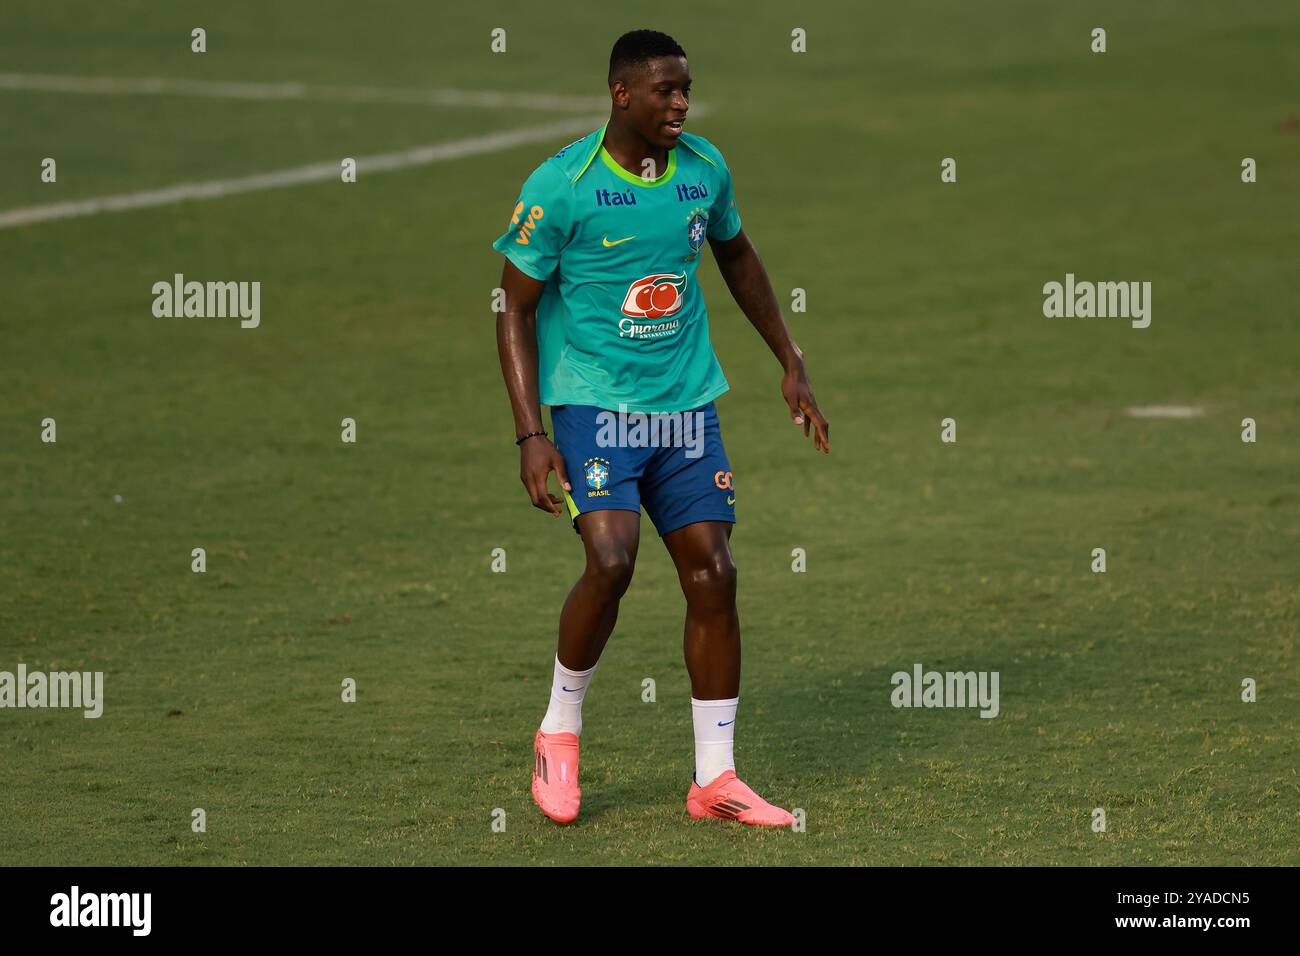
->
[583, 457, 612, 497]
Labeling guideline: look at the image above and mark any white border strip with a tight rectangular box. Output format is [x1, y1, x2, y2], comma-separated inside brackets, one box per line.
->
[0, 116, 603, 230]
[1125, 406, 1205, 418]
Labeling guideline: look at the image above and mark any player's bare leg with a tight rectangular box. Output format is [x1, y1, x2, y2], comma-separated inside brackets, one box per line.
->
[557, 509, 641, 670]
[662, 520, 740, 699]
[664, 519, 793, 827]
[532, 508, 639, 824]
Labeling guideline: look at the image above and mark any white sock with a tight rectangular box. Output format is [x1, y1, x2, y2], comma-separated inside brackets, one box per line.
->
[539, 656, 597, 736]
[691, 696, 738, 787]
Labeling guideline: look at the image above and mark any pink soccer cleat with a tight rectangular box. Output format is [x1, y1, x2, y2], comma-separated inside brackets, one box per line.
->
[686, 770, 795, 827]
[531, 729, 581, 824]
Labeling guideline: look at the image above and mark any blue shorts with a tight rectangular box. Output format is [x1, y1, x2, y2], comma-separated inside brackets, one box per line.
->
[551, 401, 736, 537]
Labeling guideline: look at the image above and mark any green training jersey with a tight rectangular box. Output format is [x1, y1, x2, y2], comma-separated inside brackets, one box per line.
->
[491, 124, 742, 415]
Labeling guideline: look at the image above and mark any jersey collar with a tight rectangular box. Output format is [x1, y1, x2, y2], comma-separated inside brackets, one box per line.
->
[572, 122, 678, 187]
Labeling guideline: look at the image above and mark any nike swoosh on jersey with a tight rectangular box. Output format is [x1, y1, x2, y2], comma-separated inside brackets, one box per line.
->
[601, 235, 636, 247]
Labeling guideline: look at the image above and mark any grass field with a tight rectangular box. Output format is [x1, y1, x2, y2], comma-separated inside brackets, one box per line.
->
[1, 0, 1297, 865]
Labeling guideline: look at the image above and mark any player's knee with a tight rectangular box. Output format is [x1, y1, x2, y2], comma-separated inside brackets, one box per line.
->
[585, 548, 636, 598]
[684, 554, 737, 606]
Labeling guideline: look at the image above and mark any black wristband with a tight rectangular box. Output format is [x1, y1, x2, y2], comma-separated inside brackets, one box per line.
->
[515, 430, 548, 446]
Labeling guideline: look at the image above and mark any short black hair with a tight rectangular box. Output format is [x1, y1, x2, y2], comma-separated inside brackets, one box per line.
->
[608, 30, 686, 85]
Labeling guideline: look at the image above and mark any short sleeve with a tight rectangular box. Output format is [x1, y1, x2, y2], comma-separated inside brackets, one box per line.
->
[491, 162, 574, 281]
[706, 156, 742, 242]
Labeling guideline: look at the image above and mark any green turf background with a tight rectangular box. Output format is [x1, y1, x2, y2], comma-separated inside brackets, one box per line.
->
[1, 0, 1296, 864]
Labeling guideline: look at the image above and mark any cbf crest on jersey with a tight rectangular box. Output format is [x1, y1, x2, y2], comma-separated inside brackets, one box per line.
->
[683, 207, 709, 261]
[583, 457, 612, 497]
[687, 213, 707, 251]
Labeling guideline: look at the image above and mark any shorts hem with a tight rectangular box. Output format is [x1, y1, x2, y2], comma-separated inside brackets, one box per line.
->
[652, 512, 736, 538]
[569, 505, 642, 536]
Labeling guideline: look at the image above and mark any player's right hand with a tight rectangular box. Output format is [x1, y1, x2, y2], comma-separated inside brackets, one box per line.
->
[519, 437, 572, 517]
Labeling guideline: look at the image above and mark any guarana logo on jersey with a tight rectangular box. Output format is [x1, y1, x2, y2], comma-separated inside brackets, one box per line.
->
[621, 273, 686, 319]
[619, 273, 687, 340]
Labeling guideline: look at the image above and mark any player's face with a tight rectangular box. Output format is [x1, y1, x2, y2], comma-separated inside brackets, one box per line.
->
[624, 56, 691, 149]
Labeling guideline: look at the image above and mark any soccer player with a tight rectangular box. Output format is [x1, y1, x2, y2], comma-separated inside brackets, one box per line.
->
[492, 29, 829, 827]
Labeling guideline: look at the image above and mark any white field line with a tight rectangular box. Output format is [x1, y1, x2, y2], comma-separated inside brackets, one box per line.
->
[1125, 406, 1206, 418]
[0, 72, 610, 112]
[0, 115, 604, 230]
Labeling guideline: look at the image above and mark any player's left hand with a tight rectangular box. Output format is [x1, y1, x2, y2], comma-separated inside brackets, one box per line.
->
[781, 362, 829, 453]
